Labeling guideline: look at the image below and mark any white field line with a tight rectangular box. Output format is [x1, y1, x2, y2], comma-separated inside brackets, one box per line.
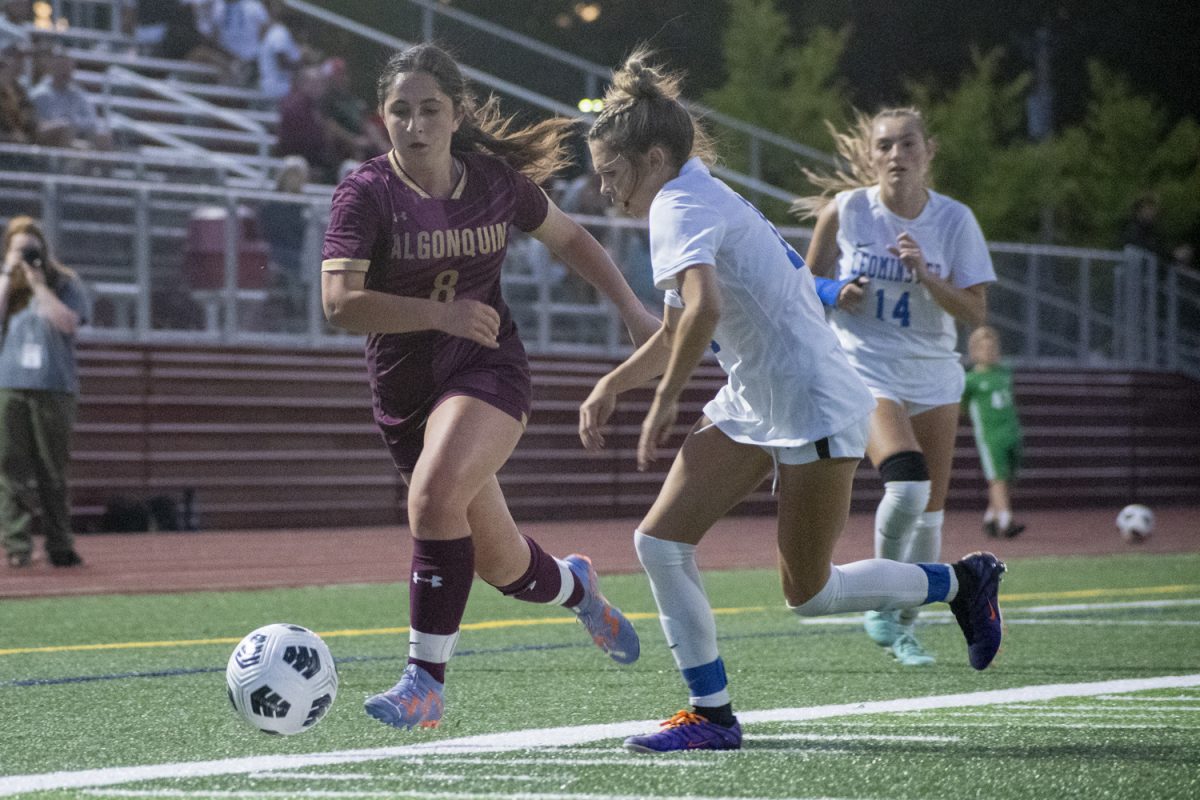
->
[4, 674, 1200, 797]
[804, 720, 1186, 730]
[1006, 704, 1200, 712]
[1094, 695, 1200, 701]
[745, 733, 958, 743]
[77, 796, 883, 800]
[250, 770, 561, 784]
[788, 596, 1200, 626]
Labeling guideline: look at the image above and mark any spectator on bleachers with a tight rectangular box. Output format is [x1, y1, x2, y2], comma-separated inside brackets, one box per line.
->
[2, 0, 32, 26]
[256, 0, 305, 100]
[132, 0, 229, 77]
[0, 44, 37, 145]
[29, 49, 113, 149]
[319, 56, 389, 160]
[276, 65, 356, 183]
[257, 154, 310, 315]
[208, 0, 269, 86]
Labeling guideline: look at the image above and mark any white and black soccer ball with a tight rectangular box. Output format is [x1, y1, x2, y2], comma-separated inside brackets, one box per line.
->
[1116, 504, 1154, 543]
[226, 623, 338, 735]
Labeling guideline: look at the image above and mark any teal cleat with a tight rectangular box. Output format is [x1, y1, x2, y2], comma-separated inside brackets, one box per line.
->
[891, 630, 936, 666]
[863, 609, 903, 647]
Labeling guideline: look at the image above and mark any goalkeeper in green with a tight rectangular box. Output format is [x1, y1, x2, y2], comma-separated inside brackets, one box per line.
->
[962, 326, 1025, 538]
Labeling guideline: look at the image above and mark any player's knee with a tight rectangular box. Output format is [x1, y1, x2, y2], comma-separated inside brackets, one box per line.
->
[879, 450, 931, 512]
[634, 529, 692, 569]
[406, 483, 466, 533]
[786, 568, 840, 617]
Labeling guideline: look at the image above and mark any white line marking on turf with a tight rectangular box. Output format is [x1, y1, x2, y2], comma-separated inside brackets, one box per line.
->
[818, 720, 1186, 730]
[6, 674, 1200, 797]
[1006, 704, 1200, 712]
[78, 792, 873, 800]
[1094, 694, 1200, 701]
[1021, 598, 1200, 613]
[746, 733, 958, 743]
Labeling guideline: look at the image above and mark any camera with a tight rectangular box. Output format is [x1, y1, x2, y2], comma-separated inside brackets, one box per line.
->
[19, 245, 43, 269]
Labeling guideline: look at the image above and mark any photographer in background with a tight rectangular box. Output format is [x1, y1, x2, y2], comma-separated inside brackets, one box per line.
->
[1, 216, 90, 569]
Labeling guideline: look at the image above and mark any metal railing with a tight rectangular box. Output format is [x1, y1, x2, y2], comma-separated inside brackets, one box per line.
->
[3, 169, 1196, 378]
[283, 0, 834, 205]
[101, 65, 271, 165]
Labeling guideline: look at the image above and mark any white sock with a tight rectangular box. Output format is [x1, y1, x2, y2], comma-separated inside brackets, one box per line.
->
[899, 510, 944, 626]
[634, 530, 727, 705]
[874, 480, 931, 560]
[789, 560, 934, 616]
[997, 510, 1012, 530]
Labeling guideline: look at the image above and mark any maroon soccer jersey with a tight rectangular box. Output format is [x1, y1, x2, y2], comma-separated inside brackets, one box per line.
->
[322, 150, 550, 469]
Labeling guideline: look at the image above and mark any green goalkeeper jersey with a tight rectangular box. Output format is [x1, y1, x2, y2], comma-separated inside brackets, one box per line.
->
[962, 364, 1021, 440]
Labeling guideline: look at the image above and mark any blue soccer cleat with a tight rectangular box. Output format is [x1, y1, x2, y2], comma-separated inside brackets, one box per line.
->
[949, 551, 1007, 670]
[364, 663, 444, 729]
[624, 710, 743, 753]
[565, 554, 640, 665]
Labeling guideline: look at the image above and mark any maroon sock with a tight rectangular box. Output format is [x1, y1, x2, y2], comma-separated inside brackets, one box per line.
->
[496, 535, 584, 607]
[408, 536, 474, 684]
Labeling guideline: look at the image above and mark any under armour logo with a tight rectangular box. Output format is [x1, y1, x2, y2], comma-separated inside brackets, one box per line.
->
[412, 572, 444, 587]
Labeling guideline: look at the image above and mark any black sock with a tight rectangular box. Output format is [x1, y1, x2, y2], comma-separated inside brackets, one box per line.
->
[693, 703, 737, 727]
[951, 561, 975, 609]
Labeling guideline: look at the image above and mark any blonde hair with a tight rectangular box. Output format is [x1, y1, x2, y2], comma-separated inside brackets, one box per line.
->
[791, 107, 931, 220]
[376, 43, 576, 184]
[587, 47, 716, 170]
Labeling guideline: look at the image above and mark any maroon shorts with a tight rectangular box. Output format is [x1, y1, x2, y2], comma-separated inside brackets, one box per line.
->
[369, 331, 532, 472]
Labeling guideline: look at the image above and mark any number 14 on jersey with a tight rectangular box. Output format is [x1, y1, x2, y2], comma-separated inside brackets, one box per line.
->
[875, 288, 911, 327]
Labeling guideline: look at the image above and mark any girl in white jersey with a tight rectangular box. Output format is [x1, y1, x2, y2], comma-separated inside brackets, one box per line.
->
[797, 108, 996, 666]
[580, 51, 1005, 754]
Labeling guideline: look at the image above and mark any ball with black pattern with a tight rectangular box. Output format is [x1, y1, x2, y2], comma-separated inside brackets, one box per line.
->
[225, 623, 339, 735]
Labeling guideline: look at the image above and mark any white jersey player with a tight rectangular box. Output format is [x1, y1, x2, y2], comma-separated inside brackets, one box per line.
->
[800, 108, 996, 665]
[579, 53, 1006, 754]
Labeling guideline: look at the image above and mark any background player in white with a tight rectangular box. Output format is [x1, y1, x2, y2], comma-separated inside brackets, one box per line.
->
[797, 108, 996, 666]
[580, 51, 1006, 753]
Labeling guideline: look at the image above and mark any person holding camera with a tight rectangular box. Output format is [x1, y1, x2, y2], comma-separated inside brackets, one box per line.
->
[1, 216, 90, 568]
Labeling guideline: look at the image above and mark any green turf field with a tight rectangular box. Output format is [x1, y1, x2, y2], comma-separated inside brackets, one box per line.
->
[3, 552, 1199, 799]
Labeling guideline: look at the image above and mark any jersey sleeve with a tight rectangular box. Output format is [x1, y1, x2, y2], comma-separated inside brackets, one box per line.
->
[949, 207, 996, 289]
[509, 170, 550, 233]
[62, 277, 92, 325]
[648, 191, 726, 291]
[321, 175, 381, 273]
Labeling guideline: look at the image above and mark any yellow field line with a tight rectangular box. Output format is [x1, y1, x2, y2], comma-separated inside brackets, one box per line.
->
[0, 586, 1194, 658]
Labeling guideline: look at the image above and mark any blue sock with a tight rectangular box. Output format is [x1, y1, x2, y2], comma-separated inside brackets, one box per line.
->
[917, 563, 952, 603]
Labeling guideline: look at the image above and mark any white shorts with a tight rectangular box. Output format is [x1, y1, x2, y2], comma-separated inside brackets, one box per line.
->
[766, 414, 871, 466]
[847, 352, 965, 413]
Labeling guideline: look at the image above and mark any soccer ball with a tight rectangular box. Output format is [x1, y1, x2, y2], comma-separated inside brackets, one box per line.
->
[1115, 504, 1154, 543]
[226, 623, 338, 735]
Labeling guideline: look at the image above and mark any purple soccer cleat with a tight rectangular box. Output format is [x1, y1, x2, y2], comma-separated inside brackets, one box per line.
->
[949, 551, 1007, 670]
[565, 554, 640, 665]
[624, 710, 743, 753]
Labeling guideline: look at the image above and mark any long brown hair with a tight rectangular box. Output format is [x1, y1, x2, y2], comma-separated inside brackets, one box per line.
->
[3, 215, 76, 321]
[376, 43, 576, 184]
[791, 107, 932, 220]
[586, 47, 716, 173]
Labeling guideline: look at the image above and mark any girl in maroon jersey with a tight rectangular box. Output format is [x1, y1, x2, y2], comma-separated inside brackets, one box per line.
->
[321, 43, 658, 730]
